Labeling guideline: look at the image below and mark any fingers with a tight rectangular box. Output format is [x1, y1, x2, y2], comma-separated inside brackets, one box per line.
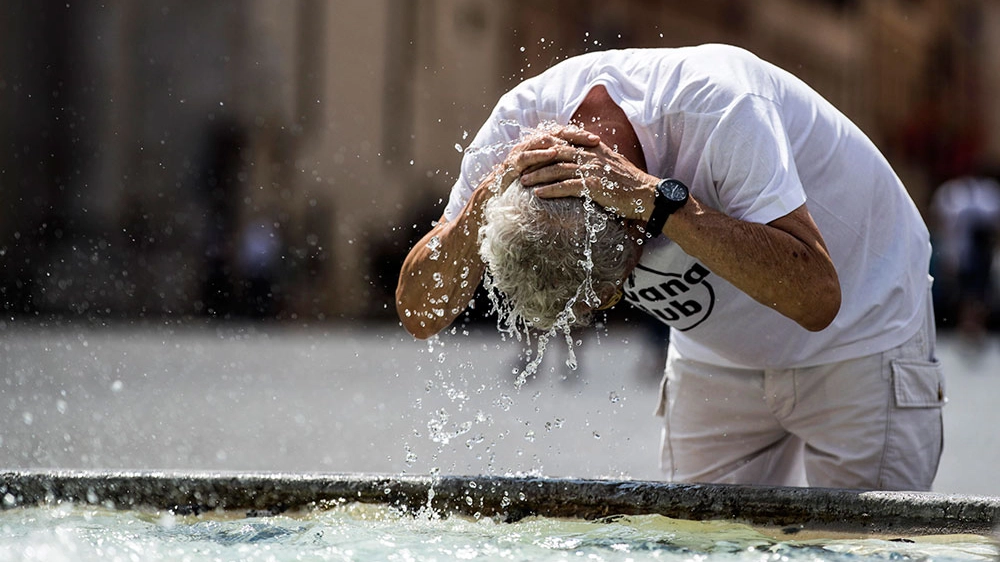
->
[501, 127, 603, 188]
[513, 144, 587, 177]
[520, 160, 586, 186]
[554, 126, 601, 147]
[518, 126, 600, 151]
[532, 177, 587, 199]
[532, 177, 633, 220]
[511, 147, 558, 177]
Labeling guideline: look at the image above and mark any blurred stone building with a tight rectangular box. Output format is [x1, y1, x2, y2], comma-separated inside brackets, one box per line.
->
[1, 0, 997, 322]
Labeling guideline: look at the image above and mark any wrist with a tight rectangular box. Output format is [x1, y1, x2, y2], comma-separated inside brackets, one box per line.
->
[638, 178, 659, 222]
[645, 178, 690, 237]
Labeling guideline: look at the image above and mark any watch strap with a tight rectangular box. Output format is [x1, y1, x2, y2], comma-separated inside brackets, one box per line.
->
[645, 179, 687, 236]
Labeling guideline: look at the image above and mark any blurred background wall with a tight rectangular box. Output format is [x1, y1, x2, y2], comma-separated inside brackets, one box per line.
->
[2, 0, 998, 325]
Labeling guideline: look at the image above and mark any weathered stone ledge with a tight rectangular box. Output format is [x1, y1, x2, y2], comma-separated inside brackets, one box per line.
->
[2, 470, 998, 536]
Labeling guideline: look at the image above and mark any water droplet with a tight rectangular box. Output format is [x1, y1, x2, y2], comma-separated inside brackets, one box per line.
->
[496, 394, 513, 411]
[426, 236, 442, 260]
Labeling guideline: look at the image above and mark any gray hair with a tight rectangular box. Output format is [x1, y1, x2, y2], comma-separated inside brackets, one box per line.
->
[478, 180, 642, 331]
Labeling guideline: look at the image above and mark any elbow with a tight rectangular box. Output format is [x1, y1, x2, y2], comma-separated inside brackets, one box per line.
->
[395, 297, 438, 340]
[401, 316, 439, 340]
[397, 309, 439, 340]
[799, 279, 841, 332]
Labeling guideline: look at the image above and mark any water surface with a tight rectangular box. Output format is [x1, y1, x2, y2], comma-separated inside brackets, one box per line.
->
[1, 503, 996, 562]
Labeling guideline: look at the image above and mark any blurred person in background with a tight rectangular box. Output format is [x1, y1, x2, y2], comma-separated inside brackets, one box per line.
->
[237, 218, 284, 318]
[930, 173, 1000, 346]
[396, 45, 944, 491]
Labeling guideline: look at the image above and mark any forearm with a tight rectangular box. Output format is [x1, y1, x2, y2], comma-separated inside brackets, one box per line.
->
[519, 138, 840, 331]
[397, 127, 602, 338]
[663, 198, 841, 331]
[395, 184, 494, 339]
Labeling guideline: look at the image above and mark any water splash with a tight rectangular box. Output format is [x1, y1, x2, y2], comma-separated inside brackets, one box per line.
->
[479, 122, 617, 389]
[426, 235, 442, 260]
[408, 122, 633, 479]
[426, 407, 474, 445]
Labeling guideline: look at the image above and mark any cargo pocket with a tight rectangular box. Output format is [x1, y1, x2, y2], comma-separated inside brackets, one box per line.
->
[891, 358, 945, 408]
[881, 358, 945, 490]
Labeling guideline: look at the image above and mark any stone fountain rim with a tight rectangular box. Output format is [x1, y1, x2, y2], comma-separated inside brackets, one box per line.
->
[1, 470, 998, 536]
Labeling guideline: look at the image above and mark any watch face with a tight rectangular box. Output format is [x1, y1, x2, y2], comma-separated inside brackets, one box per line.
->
[661, 180, 688, 202]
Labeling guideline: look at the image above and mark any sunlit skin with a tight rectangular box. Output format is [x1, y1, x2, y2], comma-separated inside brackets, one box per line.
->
[396, 86, 841, 339]
[395, 128, 602, 339]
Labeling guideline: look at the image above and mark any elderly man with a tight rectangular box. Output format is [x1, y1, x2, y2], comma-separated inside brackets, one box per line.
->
[396, 44, 944, 491]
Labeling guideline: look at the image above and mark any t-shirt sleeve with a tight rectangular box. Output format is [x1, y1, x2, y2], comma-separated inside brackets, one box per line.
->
[442, 96, 526, 222]
[704, 94, 806, 224]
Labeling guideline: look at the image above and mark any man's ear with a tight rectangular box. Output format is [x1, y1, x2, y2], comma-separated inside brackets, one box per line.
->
[593, 282, 622, 311]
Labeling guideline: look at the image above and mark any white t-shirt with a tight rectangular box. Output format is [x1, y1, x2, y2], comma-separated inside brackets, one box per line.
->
[444, 44, 931, 369]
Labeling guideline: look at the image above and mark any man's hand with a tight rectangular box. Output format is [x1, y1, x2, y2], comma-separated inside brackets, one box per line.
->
[499, 126, 603, 192]
[517, 138, 842, 332]
[396, 125, 601, 339]
[518, 140, 659, 223]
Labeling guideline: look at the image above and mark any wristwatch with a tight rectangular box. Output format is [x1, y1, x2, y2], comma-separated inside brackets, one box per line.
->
[645, 178, 689, 236]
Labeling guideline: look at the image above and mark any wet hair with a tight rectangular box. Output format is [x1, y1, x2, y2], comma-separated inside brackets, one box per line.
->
[478, 179, 642, 332]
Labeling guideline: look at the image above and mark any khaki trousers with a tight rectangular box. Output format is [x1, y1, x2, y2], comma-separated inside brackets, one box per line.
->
[658, 301, 945, 490]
